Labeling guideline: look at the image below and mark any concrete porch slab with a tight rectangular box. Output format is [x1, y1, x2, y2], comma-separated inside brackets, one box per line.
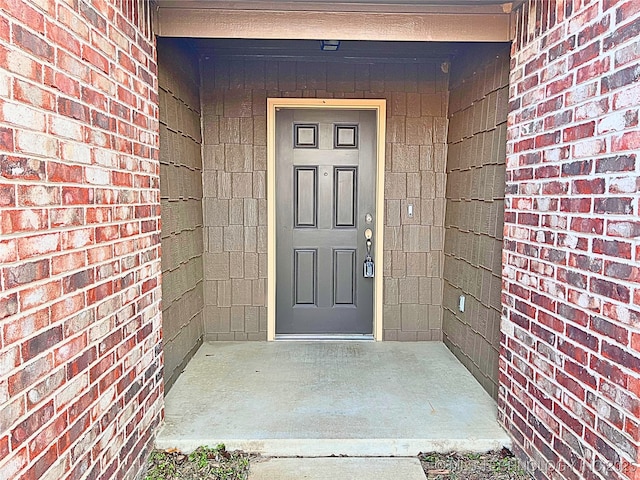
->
[248, 457, 426, 479]
[156, 342, 510, 456]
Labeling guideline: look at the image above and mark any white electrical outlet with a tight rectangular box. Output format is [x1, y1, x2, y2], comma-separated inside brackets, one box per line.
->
[407, 204, 413, 218]
[459, 295, 466, 312]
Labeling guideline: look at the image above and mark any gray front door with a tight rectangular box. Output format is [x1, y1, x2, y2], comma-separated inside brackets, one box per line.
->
[276, 109, 376, 335]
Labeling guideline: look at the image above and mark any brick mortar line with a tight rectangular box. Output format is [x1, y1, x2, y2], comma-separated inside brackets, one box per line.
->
[502, 308, 635, 363]
[0, 14, 152, 74]
[0, 251, 161, 293]
[0, 200, 162, 208]
[503, 283, 639, 303]
[0, 57, 157, 98]
[501, 325, 639, 425]
[502, 296, 633, 349]
[3, 260, 159, 294]
[510, 70, 609, 88]
[0, 282, 162, 336]
[503, 262, 640, 293]
[505, 215, 640, 227]
[506, 191, 640, 197]
[506, 213, 640, 221]
[2, 316, 154, 375]
[0, 217, 162, 243]
[508, 131, 640, 146]
[0, 199, 161, 209]
[504, 188, 640, 194]
[0, 43, 157, 105]
[1, 298, 162, 403]
[509, 78, 631, 99]
[508, 126, 639, 140]
[0, 132, 159, 155]
[0, 352, 163, 476]
[0, 126, 160, 150]
[502, 235, 640, 257]
[0, 242, 161, 296]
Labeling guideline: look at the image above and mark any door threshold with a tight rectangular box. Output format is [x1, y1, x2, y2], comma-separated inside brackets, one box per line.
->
[275, 334, 375, 341]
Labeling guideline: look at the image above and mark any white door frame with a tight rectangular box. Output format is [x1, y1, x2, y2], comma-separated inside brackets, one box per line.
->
[266, 98, 386, 341]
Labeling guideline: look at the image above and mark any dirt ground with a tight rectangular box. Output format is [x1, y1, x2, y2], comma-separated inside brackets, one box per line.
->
[420, 449, 532, 479]
[144, 445, 251, 480]
[145, 446, 532, 479]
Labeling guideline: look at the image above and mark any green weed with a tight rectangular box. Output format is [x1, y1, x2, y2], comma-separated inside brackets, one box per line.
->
[145, 444, 250, 480]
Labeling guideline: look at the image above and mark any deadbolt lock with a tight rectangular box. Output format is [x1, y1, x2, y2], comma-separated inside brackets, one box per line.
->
[363, 228, 374, 278]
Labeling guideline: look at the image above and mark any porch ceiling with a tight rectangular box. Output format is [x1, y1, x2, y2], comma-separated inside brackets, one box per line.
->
[156, 0, 516, 42]
[190, 38, 473, 62]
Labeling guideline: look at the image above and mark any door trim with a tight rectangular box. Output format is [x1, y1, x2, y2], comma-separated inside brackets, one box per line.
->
[267, 98, 386, 341]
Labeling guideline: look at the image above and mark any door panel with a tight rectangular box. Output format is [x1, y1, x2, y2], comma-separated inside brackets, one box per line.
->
[276, 109, 376, 335]
[333, 249, 356, 305]
[334, 167, 357, 227]
[294, 167, 317, 228]
[294, 249, 317, 305]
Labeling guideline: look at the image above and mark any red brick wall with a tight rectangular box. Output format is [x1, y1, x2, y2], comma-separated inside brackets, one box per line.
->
[501, 1, 640, 479]
[0, 1, 162, 479]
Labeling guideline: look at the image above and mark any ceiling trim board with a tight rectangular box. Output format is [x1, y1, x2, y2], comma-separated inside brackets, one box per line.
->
[157, 9, 514, 42]
[156, 1, 510, 14]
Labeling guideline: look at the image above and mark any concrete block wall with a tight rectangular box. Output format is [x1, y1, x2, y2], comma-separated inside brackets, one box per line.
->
[443, 44, 510, 400]
[502, 0, 640, 478]
[200, 58, 448, 340]
[158, 40, 204, 391]
[0, 1, 162, 479]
